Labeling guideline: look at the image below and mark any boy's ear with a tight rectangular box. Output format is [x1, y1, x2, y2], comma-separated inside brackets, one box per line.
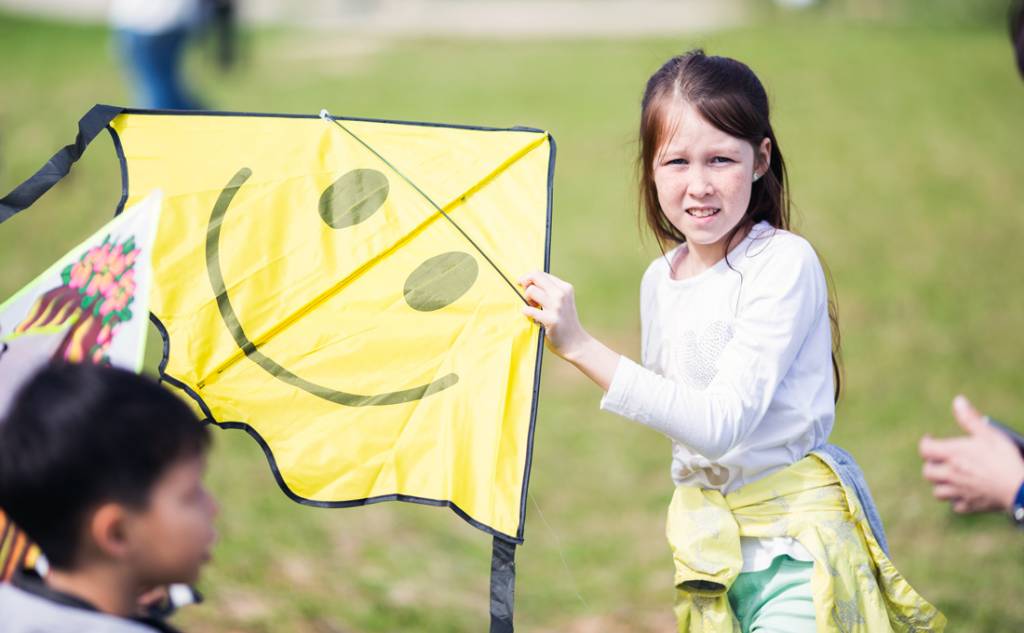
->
[88, 502, 133, 560]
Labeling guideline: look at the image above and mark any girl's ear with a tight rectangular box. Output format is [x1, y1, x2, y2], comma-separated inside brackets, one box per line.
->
[757, 137, 772, 175]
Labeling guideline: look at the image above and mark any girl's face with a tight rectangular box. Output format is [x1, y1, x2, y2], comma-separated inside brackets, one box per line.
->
[653, 100, 770, 255]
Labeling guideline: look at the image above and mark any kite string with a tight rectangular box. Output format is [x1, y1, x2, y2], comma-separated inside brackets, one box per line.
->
[530, 493, 591, 610]
[319, 109, 528, 305]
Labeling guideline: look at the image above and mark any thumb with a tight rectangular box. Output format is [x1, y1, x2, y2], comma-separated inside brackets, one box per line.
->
[952, 394, 987, 435]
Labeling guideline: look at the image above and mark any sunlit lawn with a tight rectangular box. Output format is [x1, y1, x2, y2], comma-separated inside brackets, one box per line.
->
[1, 10, 1022, 632]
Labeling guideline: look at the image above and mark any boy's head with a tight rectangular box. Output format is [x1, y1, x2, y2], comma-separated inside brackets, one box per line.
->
[0, 363, 216, 585]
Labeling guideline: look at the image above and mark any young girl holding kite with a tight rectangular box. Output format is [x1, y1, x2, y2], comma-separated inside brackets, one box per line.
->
[519, 50, 944, 631]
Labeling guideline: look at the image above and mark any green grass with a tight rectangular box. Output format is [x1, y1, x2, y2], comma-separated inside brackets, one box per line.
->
[2, 10, 1023, 632]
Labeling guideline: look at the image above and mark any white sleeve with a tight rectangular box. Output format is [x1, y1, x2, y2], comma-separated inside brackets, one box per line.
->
[600, 239, 826, 459]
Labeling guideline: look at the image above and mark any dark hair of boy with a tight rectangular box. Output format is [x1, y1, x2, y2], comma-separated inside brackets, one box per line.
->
[0, 363, 210, 570]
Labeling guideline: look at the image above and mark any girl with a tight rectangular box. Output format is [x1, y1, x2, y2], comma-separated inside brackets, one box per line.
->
[520, 51, 944, 632]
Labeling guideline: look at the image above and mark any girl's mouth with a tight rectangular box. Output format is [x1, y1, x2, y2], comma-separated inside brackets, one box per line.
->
[686, 207, 720, 219]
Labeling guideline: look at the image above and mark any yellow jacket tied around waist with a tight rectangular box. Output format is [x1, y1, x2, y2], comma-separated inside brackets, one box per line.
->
[667, 454, 945, 632]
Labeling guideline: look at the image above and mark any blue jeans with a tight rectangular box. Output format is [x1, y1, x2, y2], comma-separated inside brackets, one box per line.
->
[815, 444, 890, 556]
[117, 27, 201, 110]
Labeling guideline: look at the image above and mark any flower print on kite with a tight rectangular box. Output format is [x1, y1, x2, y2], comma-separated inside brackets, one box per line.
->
[0, 191, 163, 413]
[15, 234, 141, 364]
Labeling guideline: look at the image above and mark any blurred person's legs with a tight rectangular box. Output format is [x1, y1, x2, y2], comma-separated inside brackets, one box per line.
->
[118, 27, 201, 110]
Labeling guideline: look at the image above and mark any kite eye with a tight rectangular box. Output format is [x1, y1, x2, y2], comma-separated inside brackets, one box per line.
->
[404, 252, 479, 312]
[319, 168, 390, 229]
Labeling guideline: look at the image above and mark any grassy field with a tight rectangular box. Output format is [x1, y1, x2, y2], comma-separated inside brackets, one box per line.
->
[1, 9, 1023, 632]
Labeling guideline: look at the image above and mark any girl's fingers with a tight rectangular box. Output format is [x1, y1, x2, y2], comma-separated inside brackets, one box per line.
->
[522, 305, 553, 328]
[519, 270, 566, 294]
[524, 284, 548, 307]
[518, 270, 546, 288]
[931, 483, 959, 501]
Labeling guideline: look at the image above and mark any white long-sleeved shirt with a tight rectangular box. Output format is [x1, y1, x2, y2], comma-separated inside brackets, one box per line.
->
[600, 221, 835, 571]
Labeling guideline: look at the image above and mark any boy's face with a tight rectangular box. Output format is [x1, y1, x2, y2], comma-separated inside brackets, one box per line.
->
[123, 454, 218, 586]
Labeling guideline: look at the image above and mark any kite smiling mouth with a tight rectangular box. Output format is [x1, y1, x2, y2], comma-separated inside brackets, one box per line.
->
[205, 167, 459, 406]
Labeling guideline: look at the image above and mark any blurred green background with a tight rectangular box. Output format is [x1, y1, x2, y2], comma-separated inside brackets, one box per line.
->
[1, 1, 1022, 631]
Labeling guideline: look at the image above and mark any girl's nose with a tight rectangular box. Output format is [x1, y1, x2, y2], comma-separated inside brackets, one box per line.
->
[688, 169, 714, 197]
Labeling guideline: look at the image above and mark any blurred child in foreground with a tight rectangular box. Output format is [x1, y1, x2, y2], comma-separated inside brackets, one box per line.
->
[0, 363, 217, 632]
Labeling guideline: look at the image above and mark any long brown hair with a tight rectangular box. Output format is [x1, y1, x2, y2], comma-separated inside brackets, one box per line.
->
[637, 50, 843, 401]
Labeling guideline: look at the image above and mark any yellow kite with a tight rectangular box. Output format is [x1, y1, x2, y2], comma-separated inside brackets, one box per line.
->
[0, 105, 554, 632]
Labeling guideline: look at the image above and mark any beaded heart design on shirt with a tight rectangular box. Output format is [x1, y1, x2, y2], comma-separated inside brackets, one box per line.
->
[674, 320, 734, 390]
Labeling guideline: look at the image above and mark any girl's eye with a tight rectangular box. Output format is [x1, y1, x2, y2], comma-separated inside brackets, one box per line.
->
[665, 158, 687, 166]
[711, 156, 734, 164]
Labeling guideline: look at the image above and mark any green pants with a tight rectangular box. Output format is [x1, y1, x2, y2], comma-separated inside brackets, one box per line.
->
[726, 556, 816, 633]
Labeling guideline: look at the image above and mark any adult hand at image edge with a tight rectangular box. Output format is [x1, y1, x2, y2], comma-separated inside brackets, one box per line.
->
[919, 395, 1024, 514]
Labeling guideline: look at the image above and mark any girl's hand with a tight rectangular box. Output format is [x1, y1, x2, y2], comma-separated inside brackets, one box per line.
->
[517, 272, 621, 391]
[517, 271, 591, 361]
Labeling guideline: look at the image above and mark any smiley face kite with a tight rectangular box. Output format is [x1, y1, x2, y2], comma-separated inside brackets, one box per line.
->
[107, 110, 552, 542]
